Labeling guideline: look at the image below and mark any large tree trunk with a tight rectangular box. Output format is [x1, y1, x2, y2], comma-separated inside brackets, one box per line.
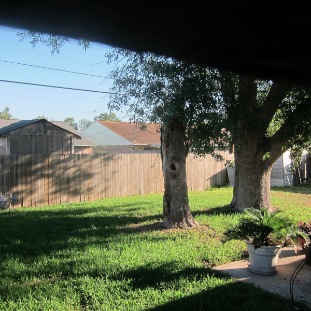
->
[231, 143, 274, 211]
[223, 75, 291, 211]
[161, 119, 198, 229]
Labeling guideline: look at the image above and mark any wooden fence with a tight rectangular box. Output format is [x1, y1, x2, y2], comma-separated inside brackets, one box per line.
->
[293, 152, 311, 185]
[0, 151, 234, 207]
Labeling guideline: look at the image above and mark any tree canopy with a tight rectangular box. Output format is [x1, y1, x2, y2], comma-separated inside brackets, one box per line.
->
[104, 48, 231, 227]
[17, 31, 90, 55]
[0, 107, 13, 120]
[94, 112, 121, 122]
[64, 117, 77, 129]
[105, 48, 228, 160]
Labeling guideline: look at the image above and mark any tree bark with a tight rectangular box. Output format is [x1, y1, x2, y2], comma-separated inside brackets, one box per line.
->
[232, 143, 274, 211]
[161, 119, 198, 229]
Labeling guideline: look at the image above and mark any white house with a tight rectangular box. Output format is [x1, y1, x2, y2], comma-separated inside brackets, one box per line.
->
[270, 151, 293, 186]
[227, 151, 295, 187]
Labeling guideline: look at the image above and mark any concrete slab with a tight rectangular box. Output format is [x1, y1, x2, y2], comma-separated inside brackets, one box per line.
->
[213, 247, 311, 308]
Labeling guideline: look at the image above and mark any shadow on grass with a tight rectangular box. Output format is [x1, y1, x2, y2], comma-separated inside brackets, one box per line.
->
[0, 201, 235, 263]
[123, 264, 309, 311]
[1, 204, 310, 311]
[2, 259, 309, 311]
[121, 264, 232, 289]
[145, 282, 309, 311]
[192, 205, 238, 217]
[78, 263, 311, 311]
[0, 200, 246, 267]
[0, 203, 163, 260]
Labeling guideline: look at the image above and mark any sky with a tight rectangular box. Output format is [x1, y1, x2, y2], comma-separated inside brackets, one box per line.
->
[0, 25, 127, 123]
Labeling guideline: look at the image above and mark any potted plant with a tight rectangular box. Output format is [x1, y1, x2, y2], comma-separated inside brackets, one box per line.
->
[297, 220, 311, 266]
[224, 207, 304, 275]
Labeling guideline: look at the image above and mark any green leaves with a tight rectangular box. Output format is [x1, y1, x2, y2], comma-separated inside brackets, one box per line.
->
[94, 112, 121, 122]
[0, 106, 13, 120]
[224, 207, 299, 248]
[104, 48, 229, 158]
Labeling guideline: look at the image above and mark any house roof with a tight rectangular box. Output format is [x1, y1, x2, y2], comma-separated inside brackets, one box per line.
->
[97, 121, 161, 145]
[0, 119, 42, 136]
[0, 119, 21, 128]
[0, 119, 82, 139]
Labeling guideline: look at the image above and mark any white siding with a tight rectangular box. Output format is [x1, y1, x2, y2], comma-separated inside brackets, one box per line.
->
[282, 151, 294, 186]
[228, 151, 294, 187]
[271, 151, 293, 187]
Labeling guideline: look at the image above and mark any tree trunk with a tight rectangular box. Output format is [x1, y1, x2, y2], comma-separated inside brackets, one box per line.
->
[161, 119, 198, 229]
[223, 76, 292, 211]
[231, 142, 275, 211]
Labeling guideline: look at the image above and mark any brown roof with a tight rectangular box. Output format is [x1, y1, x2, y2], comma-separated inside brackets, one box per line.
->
[98, 121, 161, 145]
[0, 119, 21, 128]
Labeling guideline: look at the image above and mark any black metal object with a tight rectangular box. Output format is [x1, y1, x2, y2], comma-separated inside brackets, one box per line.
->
[0, 192, 19, 209]
[290, 259, 307, 310]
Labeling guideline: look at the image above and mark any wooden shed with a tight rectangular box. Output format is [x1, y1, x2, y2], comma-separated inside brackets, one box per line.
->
[0, 119, 81, 155]
[50, 121, 95, 154]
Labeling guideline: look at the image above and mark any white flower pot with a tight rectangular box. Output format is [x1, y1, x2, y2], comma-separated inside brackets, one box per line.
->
[246, 242, 282, 275]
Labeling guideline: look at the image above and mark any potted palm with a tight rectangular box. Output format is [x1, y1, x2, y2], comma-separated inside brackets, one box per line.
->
[224, 207, 305, 275]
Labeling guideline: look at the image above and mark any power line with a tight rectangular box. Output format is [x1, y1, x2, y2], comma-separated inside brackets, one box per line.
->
[0, 79, 122, 95]
[0, 59, 109, 79]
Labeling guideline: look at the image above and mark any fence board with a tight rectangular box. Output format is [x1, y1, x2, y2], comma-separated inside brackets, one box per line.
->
[0, 151, 234, 207]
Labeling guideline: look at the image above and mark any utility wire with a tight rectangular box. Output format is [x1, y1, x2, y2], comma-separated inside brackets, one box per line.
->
[0, 79, 122, 95]
[0, 59, 109, 79]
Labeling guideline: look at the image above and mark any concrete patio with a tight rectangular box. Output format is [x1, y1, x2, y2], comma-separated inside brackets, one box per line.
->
[214, 247, 311, 308]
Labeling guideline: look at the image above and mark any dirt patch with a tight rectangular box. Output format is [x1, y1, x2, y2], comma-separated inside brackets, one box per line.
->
[129, 221, 214, 235]
[130, 221, 166, 232]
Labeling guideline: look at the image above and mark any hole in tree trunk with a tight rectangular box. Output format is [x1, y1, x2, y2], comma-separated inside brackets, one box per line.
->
[171, 163, 176, 171]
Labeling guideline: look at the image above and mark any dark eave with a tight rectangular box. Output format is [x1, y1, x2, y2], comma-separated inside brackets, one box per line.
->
[0, 3, 310, 86]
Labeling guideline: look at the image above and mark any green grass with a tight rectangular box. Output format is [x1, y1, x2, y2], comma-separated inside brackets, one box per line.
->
[0, 187, 310, 310]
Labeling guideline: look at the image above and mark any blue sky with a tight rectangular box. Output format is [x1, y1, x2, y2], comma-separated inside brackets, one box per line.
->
[0, 25, 127, 123]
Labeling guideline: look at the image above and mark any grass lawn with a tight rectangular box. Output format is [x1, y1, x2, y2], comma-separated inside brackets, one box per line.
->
[0, 186, 310, 311]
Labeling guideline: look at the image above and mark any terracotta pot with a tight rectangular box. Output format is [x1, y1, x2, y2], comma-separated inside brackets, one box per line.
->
[297, 235, 306, 250]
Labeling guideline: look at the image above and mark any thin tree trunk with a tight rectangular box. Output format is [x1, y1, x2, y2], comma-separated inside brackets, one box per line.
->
[230, 151, 239, 208]
[161, 119, 198, 229]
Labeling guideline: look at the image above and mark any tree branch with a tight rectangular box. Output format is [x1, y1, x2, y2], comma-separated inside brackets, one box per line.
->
[271, 98, 311, 148]
[238, 75, 257, 111]
[260, 81, 291, 129]
[218, 71, 238, 106]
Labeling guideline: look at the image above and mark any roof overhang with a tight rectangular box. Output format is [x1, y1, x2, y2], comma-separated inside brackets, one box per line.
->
[0, 4, 310, 86]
